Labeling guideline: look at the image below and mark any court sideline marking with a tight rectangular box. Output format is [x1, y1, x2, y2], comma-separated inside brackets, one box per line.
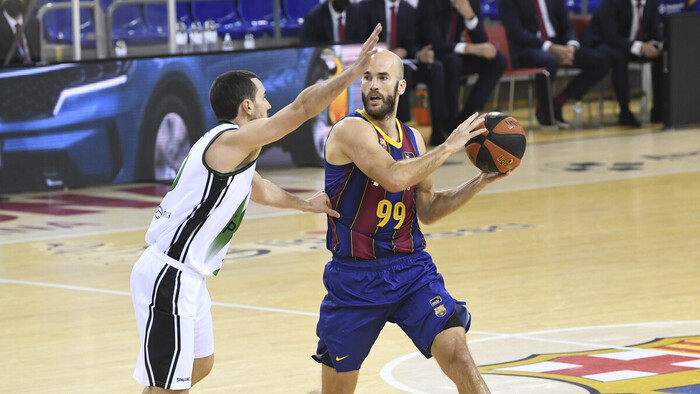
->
[1, 166, 699, 246]
[2, 276, 697, 355]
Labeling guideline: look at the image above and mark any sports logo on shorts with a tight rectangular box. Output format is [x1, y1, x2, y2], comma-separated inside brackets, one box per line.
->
[434, 305, 447, 317]
[429, 296, 442, 307]
[479, 336, 700, 393]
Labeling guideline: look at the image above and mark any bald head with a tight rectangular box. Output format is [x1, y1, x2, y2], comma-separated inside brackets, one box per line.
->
[370, 49, 404, 80]
[361, 49, 407, 120]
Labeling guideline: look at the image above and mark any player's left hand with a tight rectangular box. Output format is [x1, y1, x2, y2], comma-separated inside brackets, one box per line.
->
[307, 191, 340, 218]
[478, 170, 510, 185]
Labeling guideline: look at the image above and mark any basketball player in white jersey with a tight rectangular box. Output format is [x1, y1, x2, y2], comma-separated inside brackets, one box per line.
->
[130, 24, 382, 394]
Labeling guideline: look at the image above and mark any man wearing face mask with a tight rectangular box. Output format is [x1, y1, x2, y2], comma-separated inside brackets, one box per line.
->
[300, 0, 367, 44]
[0, 0, 39, 65]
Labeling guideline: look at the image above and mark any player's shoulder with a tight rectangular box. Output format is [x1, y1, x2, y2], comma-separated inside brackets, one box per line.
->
[334, 115, 373, 134]
[328, 116, 375, 148]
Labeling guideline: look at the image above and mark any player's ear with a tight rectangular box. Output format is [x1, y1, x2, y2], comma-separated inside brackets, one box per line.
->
[241, 99, 253, 115]
[398, 79, 407, 96]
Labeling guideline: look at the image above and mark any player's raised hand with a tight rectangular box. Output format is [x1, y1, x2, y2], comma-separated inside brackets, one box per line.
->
[443, 112, 487, 153]
[350, 23, 382, 74]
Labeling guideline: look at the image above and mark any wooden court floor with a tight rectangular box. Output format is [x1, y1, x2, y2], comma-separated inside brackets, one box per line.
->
[1, 117, 699, 393]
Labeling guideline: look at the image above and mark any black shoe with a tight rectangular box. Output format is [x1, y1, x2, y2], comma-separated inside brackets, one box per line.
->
[650, 108, 663, 123]
[536, 110, 557, 129]
[554, 108, 571, 129]
[618, 110, 641, 127]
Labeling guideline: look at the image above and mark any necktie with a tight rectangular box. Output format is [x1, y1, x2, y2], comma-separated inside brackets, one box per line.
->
[337, 15, 345, 42]
[15, 23, 30, 63]
[533, 0, 550, 41]
[390, 5, 398, 49]
[449, 8, 457, 42]
[636, 0, 643, 40]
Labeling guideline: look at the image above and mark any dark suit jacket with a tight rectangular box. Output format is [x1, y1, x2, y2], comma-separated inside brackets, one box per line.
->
[360, 0, 420, 58]
[581, 0, 661, 52]
[299, 1, 366, 44]
[0, 14, 40, 64]
[498, 0, 578, 66]
[415, 0, 488, 55]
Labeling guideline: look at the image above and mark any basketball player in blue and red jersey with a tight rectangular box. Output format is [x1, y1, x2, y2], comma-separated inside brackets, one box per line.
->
[130, 25, 382, 394]
[312, 49, 508, 393]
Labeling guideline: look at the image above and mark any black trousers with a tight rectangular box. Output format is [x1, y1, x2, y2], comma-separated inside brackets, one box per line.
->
[590, 43, 663, 113]
[516, 45, 611, 109]
[438, 50, 507, 126]
[398, 60, 450, 134]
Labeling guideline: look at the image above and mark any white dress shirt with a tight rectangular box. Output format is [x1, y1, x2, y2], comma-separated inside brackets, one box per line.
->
[629, 0, 645, 56]
[385, 0, 399, 47]
[328, 2, 347, 43]
[451, 0, 481, 53]
[3, 9, 23, 35]
[534, 0, 580, 52]
[3, 10, 30, 60]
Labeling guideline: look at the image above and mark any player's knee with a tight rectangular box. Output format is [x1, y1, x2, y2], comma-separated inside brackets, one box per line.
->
[444, 344, 473, 376]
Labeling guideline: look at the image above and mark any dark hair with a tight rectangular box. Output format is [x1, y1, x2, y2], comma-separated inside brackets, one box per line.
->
[209, 70, 258, 121]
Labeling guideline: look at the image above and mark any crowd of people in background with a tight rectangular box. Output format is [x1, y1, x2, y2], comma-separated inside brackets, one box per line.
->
[300, 0, 697, 131]
[1, 0, 699, 128]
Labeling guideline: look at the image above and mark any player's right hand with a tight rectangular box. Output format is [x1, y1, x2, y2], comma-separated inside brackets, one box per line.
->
[351, 23, 382, 74]
[444, 112, 487, 153]
[307, 191, 340, 218]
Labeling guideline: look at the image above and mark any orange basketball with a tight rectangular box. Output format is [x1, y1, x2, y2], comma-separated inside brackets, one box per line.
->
[465, 112, 526, 173]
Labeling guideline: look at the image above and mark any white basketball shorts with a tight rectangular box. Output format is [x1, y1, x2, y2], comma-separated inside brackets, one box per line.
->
[130, 245, 214, 390]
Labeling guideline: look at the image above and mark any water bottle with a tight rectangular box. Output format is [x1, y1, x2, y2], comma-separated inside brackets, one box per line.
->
[243, 32, 255, 50]
[175, 22, 188, 54]
[640, 94, 650, 125]
[189, 21, 204, 53]
[221, 33, 234, 51]
[114, 39, 127, 57]
[204, 19, 218, 52]
[572, 101, 583, 129]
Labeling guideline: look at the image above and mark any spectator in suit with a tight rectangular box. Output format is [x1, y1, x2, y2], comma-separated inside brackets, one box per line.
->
[416, 0, 507, 143]
[360, 0, 452, 144]
[498, 0, 611, 128]
[581, 0, 662, 126]
[0, 0, 39, 65]
[300, 0, 367, 44]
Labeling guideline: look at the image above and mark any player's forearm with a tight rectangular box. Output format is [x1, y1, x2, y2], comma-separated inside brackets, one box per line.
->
[384, 144, 459, 192]
[251, 178, 311, 212]
[294, 65, 364, 119]
[420, 175, 487, 224]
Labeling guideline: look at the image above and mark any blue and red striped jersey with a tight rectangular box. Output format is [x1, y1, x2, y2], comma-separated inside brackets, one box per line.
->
[325, 110, 426, 259]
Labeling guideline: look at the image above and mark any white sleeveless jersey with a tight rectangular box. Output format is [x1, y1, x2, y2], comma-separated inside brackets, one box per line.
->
[145, 122, 255, 277]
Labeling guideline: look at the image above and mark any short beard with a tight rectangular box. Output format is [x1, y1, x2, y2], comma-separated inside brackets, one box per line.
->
[252, 108, 266, 120]
[362, 82, 399, 121]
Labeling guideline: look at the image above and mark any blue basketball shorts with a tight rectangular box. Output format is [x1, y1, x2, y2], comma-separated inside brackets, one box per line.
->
[313, 251, 471, 372]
